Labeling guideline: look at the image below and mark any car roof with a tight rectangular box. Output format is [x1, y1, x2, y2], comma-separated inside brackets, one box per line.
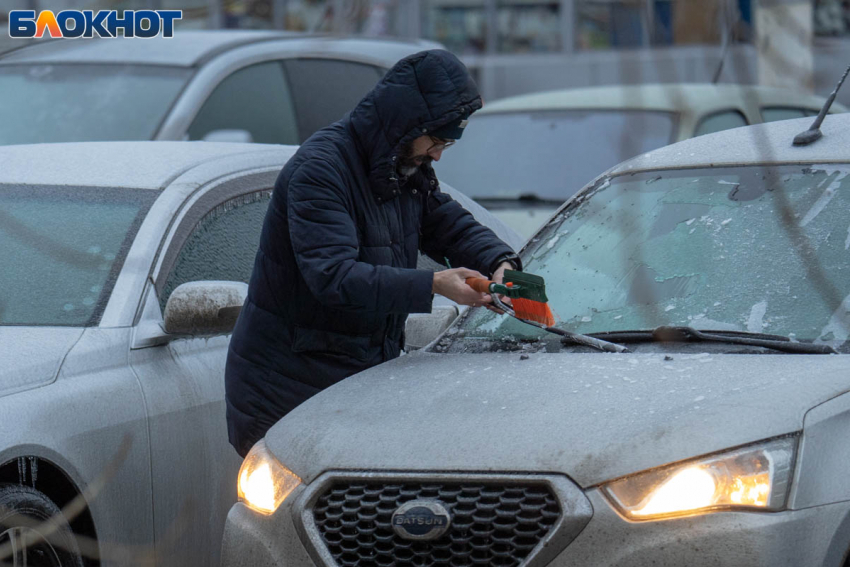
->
[608, 112, 850, 176]
[479, 83, 844, 116]
[0, 31, 440, 68]
[0, 141, 290, 189]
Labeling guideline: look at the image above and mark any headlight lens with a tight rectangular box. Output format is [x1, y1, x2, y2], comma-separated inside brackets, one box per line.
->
[237, 439, 302, 514]
[600, 436, 797, 521]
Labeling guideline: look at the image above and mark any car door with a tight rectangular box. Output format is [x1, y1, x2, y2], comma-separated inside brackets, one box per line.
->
[129, 170, 276, 567]
[281, 57, 385, 142]
[185, 61, 300, 144]
[692, 109, 749, 137]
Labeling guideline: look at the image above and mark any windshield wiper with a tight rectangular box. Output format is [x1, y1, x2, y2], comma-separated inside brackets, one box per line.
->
[588, 326, 837, 354]
[489, 294, 629, 353]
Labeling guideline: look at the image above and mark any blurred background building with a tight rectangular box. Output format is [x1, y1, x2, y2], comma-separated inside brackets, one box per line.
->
[2, 0, 849, 103]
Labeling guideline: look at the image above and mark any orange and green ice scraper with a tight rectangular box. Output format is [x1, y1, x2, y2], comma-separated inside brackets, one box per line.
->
[465, 269, 555, 327]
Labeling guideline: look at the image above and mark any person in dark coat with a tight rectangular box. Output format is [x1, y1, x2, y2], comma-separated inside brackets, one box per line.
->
[225, 49, 521, 457]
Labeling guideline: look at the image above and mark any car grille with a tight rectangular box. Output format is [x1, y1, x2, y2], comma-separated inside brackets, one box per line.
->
[311, 481, 561, 567]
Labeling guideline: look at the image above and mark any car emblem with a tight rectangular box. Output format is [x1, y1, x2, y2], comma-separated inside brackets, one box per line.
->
[391, 500, 452, 541]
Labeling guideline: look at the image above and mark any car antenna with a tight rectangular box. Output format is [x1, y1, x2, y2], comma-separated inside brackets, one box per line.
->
[712, 9, 740, 84]
[793, 63, 850, 146]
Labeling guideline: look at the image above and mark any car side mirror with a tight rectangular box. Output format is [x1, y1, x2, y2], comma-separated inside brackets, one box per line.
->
[201, 129, 253, 143]
[404, 305, 460, 350]
[163, 281, 248, 337]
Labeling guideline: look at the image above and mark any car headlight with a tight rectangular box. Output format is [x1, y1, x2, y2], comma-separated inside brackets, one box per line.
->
[237, 439, 302, 515]
[599, 435, 798, 521]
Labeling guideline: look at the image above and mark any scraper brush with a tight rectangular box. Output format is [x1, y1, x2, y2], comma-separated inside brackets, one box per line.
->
[465, 270, 556, 327]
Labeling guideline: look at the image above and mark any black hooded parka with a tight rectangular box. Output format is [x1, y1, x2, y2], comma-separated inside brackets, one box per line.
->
[225, 49, 516, 456]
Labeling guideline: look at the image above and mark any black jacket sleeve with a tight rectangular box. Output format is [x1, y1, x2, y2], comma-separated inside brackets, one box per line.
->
[287, 160, 434, 315]
[420, 186, 516, 277]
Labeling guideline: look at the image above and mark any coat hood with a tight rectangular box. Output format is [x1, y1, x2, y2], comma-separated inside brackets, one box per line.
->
[348, 49, 483, 201]
[266, 351, 850, 486]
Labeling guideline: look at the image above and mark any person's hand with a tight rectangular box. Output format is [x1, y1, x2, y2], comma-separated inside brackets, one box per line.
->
[432, 268, 494, 308]
[491, 262, 513, 285]
[488, 262, 515, 313]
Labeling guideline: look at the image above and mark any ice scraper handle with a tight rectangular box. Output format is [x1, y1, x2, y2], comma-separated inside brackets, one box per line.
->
[465, 277, 518, 297]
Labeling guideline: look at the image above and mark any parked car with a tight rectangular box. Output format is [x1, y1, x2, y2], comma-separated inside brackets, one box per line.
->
[436, 83, 847, 238]
[0, 141, 519, 567]
[221, 113, 850, 567]
[0, 31, 440, 146]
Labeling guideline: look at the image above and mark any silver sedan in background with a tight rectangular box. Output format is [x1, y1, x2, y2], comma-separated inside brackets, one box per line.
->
[0, 141, 518, 567]
[436, 84, 847, 238]
[0, 31, 440, 146]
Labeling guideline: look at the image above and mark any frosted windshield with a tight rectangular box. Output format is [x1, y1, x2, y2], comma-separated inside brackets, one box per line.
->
[0, 185, 157, 326]
[459, 165, 850, 344]
[0, 64, 190, 144]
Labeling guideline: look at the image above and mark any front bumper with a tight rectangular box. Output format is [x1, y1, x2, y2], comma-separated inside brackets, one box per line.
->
[221, 480, 850, 567]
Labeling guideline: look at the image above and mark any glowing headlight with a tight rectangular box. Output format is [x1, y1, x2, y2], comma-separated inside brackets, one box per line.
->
[600, 436, 797, 521]
[237, 439, 302, 515]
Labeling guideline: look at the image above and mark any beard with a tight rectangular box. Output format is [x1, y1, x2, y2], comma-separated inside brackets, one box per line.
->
[397, 143, 432, 177]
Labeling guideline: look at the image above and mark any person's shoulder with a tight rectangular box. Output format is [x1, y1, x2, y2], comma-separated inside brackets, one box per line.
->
[292, 124, 356, 170]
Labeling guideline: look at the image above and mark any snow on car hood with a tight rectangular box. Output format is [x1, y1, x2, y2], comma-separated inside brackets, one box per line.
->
[0, 327, 84, 398]
[266, 351, 850, 486]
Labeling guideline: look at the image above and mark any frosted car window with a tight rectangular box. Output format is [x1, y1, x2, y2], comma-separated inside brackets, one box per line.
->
[160, 191, 271, 311]
[0, 64, 190, 145]
[434, 110, 677, 201]
[694, 110, 748, 137]
[0, 185, 156, 326]
[188, 62, 298, 144]
[282, 59, 383, 142]
[761, 107, 817, 123]
[457, 165, 850, 346]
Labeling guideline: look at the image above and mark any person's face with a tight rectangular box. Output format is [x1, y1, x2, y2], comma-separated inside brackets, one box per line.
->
[397, 135, 455, 175]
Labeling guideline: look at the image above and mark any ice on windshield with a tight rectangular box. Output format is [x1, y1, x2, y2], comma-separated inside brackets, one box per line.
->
[458, 165, 850, 345]
[0, 64, 191, 145]
[0, 185, 157, 326]
[434, 109, 677, 201]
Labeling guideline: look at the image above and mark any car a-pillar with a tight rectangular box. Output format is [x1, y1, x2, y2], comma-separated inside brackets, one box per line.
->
[0, 456, 97, 566]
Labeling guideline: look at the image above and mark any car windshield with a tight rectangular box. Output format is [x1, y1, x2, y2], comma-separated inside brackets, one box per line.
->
[0, 185, 157, 326]
[452, 165, 850, 348]
[0, 64, 191, 144]
[434, 110, 677, 201]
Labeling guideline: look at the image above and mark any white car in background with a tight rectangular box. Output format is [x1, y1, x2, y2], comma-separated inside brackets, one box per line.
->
[0, 141, 518, 567]
[436, 83, 847, 238]
[0, 31, 440, 146]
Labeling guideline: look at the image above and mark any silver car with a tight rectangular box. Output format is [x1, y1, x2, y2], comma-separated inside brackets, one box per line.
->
[0, 141, 518, 567]
[221, 114, 850, 566]
[435, 84, 847, 238]
[0, 31, 440, 146]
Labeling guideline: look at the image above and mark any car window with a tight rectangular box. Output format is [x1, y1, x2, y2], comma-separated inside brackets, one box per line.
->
[0, 64, 191, 145]
[761, 107, 818, 123]
[0, 185, 157, 326]
[282, 58, 383, 142]
[694, 110, 748, 137]
[455, 165, 850, 347]
[435, 110, 678, 201]
[187, 62, 298, 144]
[159, 191, 271, 311]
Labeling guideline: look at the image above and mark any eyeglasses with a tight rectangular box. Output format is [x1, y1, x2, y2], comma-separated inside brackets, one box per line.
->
[427, 136, 456, 154]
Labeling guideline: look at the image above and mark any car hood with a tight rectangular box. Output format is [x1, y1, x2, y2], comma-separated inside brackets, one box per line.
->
[267, 351, 850, 486]
[0, 327, 84, 398]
